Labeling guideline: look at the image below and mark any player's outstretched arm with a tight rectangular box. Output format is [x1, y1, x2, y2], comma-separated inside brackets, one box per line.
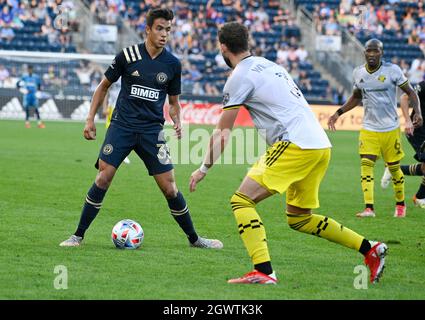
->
[189, 108, 240, 192]
[327, 88, 362, 131]
[400, 84, 422, 128]
[400, 93, 414, 136]
[83, 77, 112, 140]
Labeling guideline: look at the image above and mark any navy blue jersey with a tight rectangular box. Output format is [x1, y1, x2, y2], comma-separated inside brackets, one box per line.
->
[104, 43, 181, 132]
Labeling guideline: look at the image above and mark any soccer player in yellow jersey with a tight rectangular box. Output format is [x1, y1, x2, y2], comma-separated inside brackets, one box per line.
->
[189, 22, 387, 284]
[328, 39, 422, 218]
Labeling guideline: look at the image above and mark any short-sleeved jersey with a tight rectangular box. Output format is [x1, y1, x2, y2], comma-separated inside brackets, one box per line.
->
[353, 61, 409, 132]
[104, 43, 181, 132]
[222, 56, 331, 149]
[19, 74, 41, 96]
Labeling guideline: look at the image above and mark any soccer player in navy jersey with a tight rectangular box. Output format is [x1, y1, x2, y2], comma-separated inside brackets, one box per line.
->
[60, 8, 223, 249]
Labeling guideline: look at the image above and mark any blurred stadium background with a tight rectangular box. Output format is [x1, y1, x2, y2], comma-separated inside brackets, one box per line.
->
[2, 0, 425, 301]
[0, 0, 424, 124]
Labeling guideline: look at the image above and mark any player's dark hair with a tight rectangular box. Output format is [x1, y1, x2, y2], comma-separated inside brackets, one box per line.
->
[218, 22, 249, 54]
[146, 8, 174, 27]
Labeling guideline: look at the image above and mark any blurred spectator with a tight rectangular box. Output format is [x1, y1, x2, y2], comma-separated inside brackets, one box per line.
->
[295, 44, 308, 62]
[188, 39, 203, 61]
[287, 46, 299, 63]
[75, 60, 102, 88]
[40, 19, 59, 45]
[0, 64, 10, 87]
[204, 82, 220, 96]
[298, 70, 312, 91]
[0, 5, 14, 26]
[192, 81, 205, 95]
[0, 25, 15, 43]
[215, 52, 228, 68]
[183, 63, 203, 84]
[400, 59, 410, 76]
[277, 44, 289, 66]
[289, 62, 300, 82]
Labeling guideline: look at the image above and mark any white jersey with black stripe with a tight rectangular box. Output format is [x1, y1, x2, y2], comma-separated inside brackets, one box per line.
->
[222, 56, 331, 149]
[353, 61, 408, 132]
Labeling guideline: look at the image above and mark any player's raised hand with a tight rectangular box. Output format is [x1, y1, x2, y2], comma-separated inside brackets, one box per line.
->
[413, 113, 423, 129]
[327, 113, 339, 131]
[83, 119, 96, 140]
[189, 169, 206, 192]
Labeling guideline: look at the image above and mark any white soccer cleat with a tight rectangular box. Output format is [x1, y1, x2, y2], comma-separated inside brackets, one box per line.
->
[381, 167, 392, 189]
[123, 156, 131, 164]
[59, 235, 83, 247]
[190, 236, 223, 249]
[356, 208, 376, 218]
[413, 195, 425, 209]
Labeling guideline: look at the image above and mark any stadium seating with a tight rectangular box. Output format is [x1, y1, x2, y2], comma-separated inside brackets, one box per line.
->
[87, 0, 334, 101]
[0, 0, 334, 101]
[294, 0, 425, 75]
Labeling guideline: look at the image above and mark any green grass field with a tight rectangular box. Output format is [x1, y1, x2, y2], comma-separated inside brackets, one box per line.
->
[0, 119, 424, 300]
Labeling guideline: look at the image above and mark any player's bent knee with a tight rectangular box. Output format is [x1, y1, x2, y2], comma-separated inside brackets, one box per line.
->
[162, 187, 178, 199]
[286, 212, 312, 230]
[95, 167, 116, 189]
[230, 192, 256, 212]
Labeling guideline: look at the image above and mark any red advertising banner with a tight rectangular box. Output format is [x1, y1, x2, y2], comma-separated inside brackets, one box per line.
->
[164, 101, 253, 127]
[165, 102, 408, 131]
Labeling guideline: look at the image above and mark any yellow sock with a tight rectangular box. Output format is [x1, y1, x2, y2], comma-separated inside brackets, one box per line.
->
[388, 163, 405, 203]
[286, 213, 364, 251]
[361, 158, 375, 207]
[230, 192, 270, 265]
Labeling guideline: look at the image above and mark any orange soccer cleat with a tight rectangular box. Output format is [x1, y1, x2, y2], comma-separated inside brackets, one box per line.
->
[227, 270, 277, 285]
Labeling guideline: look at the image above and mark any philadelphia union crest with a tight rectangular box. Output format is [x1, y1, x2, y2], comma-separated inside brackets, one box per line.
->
[156, 72, 168, 84]
[103, 144, 113, 155]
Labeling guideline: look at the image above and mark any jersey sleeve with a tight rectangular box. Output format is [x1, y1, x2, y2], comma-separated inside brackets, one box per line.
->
[167, 60, 182, 96]
[392, 64, 409, 87]
[222, 72, 254, 110]
[104, 50, 126, 83]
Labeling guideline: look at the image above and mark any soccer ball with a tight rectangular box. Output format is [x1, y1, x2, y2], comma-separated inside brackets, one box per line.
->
[111, 219, 144, 249]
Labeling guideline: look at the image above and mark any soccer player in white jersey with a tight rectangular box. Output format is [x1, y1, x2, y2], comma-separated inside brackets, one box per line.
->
[189, 22, 387, 285]
[328, 39, 422, 218]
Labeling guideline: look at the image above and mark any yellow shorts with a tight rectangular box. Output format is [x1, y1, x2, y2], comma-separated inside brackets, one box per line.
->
[247, 141, 331, 209]
[105, 106, 113, 129]
[359, 128, 404, 163]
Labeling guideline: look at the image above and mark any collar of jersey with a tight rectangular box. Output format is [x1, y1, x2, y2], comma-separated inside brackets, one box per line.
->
[365, 61, 382, 74]
[142, 42, 165, 60]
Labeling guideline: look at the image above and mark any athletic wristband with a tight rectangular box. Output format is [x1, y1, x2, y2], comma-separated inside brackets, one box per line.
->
[336, 108, 344, 116]
[199, 164, 209, 174]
